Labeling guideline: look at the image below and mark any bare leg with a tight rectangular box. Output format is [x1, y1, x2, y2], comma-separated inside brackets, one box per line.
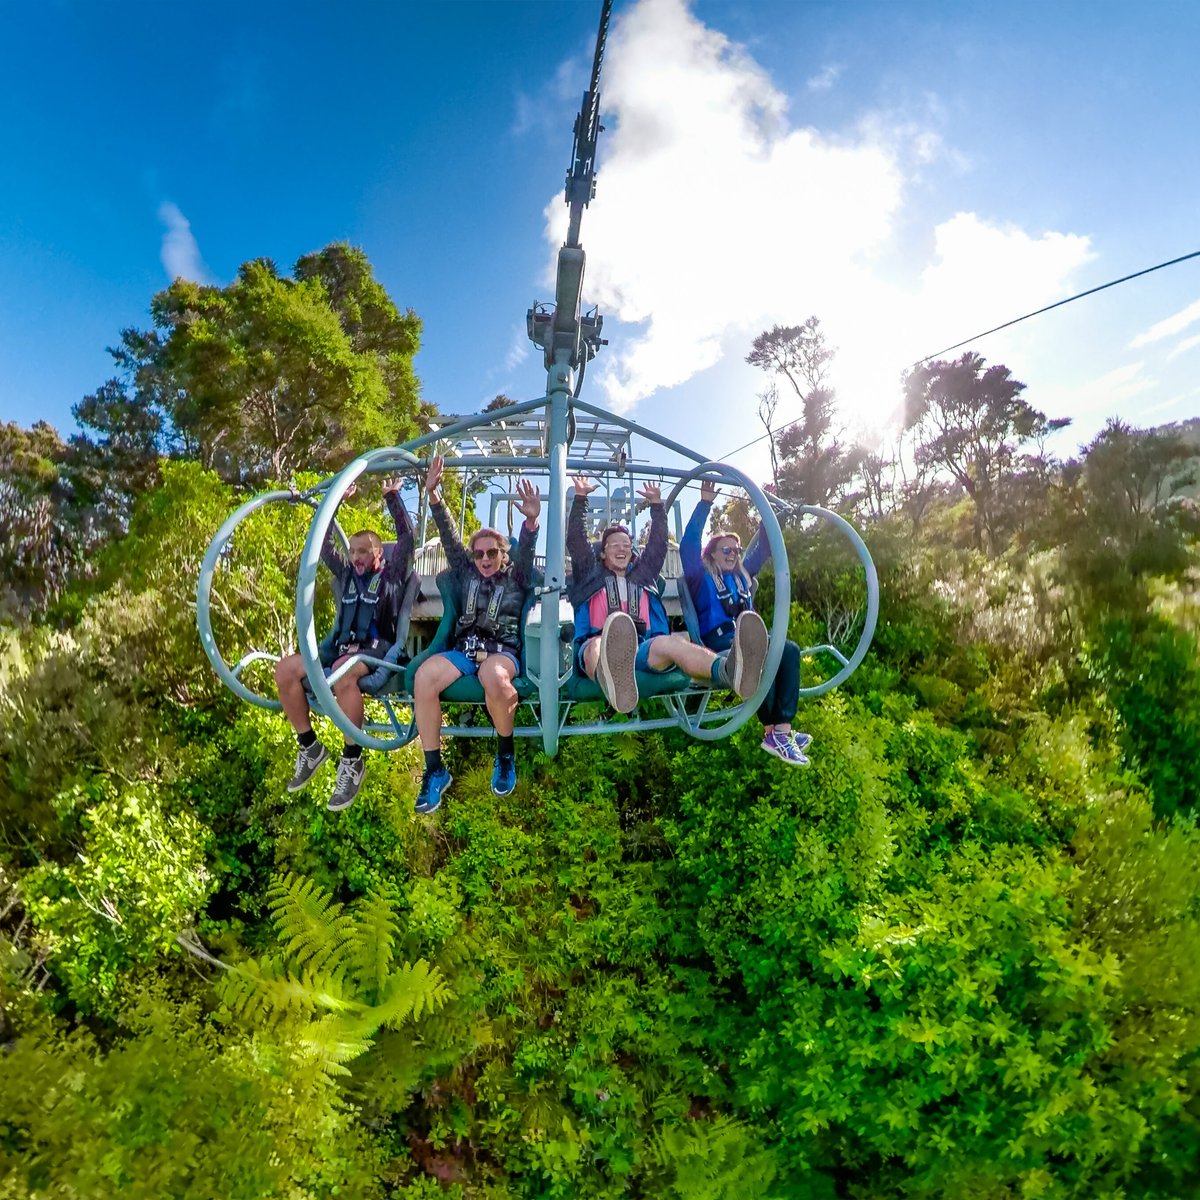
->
[331, 656, 371, 744]
[478, 655, 520, 736]
[580, 636, 602, 679]
[413, 655, 465, 751]
[275, 654, 313, 733]
[645, 634, 719, 683]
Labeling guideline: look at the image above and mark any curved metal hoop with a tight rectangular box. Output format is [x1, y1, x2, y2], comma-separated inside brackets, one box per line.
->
[297, 447, 424, 751]
[196, 488, 344, 711]
[788, 503, 880, 698]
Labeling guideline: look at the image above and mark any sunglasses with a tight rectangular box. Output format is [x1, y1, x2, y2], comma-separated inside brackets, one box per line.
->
[717, 547, 742, 557]
[473, 547, 501, 561]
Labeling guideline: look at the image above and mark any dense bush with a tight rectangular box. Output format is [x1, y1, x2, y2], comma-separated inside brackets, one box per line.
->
[2, 461, 1199, 1199]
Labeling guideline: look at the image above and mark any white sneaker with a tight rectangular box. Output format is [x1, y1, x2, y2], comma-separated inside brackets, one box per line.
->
[721, 611, 768, 698]
[327, 755, 366, 812]
[595, 611, 639, 714]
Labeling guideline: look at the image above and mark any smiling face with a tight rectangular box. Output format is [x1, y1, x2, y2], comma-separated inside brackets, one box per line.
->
[348, 532, 384, 575]
[708, 536, 743, 569]
[470, 533, 505, 578]
[600, 528, 634, 573]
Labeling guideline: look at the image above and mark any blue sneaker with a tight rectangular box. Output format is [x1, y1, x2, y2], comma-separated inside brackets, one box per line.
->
[761, 729, 810, 767]
[491, 753, 517, 797]
[793, 731, 813, 752]
[415, 767, 452, 814]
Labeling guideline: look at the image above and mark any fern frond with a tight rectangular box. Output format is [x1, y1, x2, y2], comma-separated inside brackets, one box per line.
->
[219, 956, 319, 1023]
[373, 959, 452, 1032]
[268, 872, 357, 978]
[349, 887, 399, 1001]
[302, 1014, 376, 1076]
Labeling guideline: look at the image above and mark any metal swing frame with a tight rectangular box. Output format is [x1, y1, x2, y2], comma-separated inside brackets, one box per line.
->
[194, 0, 880, 755]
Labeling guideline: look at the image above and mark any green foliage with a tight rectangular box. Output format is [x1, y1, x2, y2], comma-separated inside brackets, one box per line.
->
[0, 420, 91, 620]
[4, 311, 1200, 1197]
[1083, 614, 1200, 817]
[0, 988, 386, 1199]
[22, 784, 212, 1012]
[219, 873, 452, 1075]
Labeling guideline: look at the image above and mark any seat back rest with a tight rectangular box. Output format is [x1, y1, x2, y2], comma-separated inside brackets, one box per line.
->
[674, 570, 704, 645]
[393, 569, 422, 651]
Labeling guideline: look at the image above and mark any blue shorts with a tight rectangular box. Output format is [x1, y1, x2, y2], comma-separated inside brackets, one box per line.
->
[576, 634, 673, 675]
[636, 635, 675, 675]
[440, 649, 521, 677]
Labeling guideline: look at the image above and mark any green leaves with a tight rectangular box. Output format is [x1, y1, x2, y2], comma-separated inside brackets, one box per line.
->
[219, 873, 451, 1076]
[23, 783, 212, 1012]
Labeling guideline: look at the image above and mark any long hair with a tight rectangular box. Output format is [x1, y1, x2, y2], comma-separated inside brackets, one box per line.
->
[468, 525, 512, 570]
[702, 531, 753, 595]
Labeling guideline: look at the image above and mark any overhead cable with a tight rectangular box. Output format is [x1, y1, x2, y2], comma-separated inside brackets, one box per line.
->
[720, 248, 1200, 461]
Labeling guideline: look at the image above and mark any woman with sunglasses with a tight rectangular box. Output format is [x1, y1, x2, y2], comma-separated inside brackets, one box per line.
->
[681, 480, 812, 766]
[412, 455, 541, 811]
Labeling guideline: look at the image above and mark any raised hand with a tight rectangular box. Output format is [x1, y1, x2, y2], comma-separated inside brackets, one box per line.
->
[424, 456, 444, 503]
[382, 475, 401, 497]
[515, 478, 542, 523]
[344, 481, 358, 500]
[571, 475, 598, 497]
[637, 481, 662, 505]
[700, 479, 719, 503]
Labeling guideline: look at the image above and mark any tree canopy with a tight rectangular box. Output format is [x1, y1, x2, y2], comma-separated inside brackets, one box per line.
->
[3, 266, 1200, 1198]
[75, 242, 424, 490]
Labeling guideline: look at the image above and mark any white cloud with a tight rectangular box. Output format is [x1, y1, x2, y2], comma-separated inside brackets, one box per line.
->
[542, 0, 902, 414]
[512, 57, 580, 137]
[807, 63, 841, 92]
[1130, 297, 1200, 348]
[504, 325, 531, 371]
[158, 201, 212, 283]
[1167, 333, 1200, 361]
[1036, 361, 1157, 439]
[539, 0, 1093, 432]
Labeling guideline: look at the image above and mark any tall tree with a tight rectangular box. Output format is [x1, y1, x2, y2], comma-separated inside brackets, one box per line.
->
[74, 243, 424, 489]
[1058, 418, 1199, 600]
[903, 352, 1068, 555]
[0, 422, 82, 618]
[746, 318, 857, 508]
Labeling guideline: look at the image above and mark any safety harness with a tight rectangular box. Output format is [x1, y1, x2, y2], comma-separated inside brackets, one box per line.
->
[714, 571, 754, 620]
[331, 570, 384, 650]
[456, 574, 523, 653]
[602, 574, 648, 636]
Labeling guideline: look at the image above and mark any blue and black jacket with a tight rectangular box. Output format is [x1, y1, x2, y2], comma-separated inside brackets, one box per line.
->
[680, 498, 769, 651]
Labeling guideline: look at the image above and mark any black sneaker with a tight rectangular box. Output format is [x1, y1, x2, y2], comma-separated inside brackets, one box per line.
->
[286, 741, 330, 792]
[596, 611, 639, 713]
[327, 755, 366, 812]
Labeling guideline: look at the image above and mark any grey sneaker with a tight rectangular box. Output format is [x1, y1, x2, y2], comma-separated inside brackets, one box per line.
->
[327, 754, 366, 812]
[720, 611, 768, 698]
[596, 611, 639, 714]
[286, 741, 330, 792]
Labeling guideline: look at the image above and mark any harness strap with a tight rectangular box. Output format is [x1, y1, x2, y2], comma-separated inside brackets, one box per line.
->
[603, 574, 646, 635]
[714, 572, 752, 619]
[336, 570, 383, 646]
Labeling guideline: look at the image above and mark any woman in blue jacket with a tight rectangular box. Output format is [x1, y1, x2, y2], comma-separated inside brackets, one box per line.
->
[682, 480, 812, 766]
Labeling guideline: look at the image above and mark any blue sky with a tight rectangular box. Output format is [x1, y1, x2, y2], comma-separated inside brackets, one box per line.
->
[3, 0, 1199, 484]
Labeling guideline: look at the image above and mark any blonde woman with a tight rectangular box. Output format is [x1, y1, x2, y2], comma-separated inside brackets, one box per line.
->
[681, 480, 812, 765]
[412, 456, 540, 810]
